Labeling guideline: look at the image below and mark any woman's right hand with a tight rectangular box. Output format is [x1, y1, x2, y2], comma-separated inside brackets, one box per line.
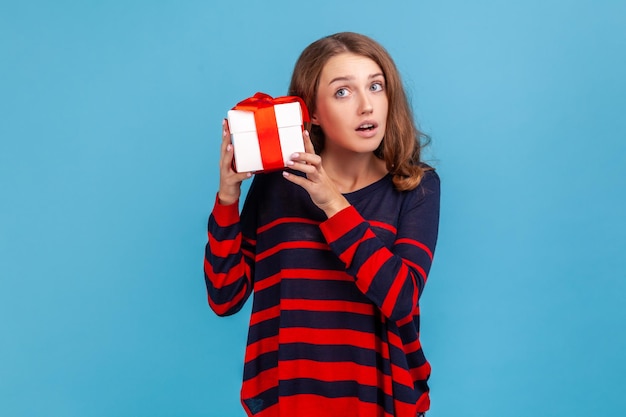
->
[217, 119, 252, 205]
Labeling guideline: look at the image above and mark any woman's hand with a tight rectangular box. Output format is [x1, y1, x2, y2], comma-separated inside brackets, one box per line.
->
[217, 119, 252, 205]
[282, 130, 350, 218]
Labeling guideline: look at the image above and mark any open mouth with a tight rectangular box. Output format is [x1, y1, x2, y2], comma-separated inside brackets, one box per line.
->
[356, 122, 377, 132]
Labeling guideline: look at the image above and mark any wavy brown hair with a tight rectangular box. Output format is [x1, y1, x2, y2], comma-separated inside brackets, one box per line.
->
[288, 32, 431, 191]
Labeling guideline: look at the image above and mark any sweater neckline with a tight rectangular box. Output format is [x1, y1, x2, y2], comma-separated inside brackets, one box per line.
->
[342, 174, 392, 203]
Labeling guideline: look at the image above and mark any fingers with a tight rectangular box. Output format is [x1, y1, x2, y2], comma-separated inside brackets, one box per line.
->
[289, 150, 321, 166]
[303, 130, 315, 154]
[219, 119, 236, 171]
[219, 119, 252, 180]
[220, 119, 231, 154]
[285, 132, 322, 180]
[281, 169, 306, 187]
[286, 159, 318, 179]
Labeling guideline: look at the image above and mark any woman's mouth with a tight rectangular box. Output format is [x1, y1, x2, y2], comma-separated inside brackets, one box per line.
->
[356, 122, 377, 132]
[355, 121, 380, 138]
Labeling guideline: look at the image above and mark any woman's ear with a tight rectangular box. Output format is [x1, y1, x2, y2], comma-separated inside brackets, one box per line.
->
[310, 112, 320, 125]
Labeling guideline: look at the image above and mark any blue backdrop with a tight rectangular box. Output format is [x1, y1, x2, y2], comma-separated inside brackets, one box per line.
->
[1, 1, 625, 416]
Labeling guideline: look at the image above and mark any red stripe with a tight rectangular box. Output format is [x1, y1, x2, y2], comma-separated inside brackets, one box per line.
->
[368, 220, 397, 235]
[241, 367, 278, 398]
[249, 305, 280, 326]
[255, 268, 352, 293]
[256, 241, 329, 262]
[204, 257, 250, 289]
[254, 272, 281, 292]
[355, 246, 392, 295]
[207, 231, 241, 258]
[280, 328, 388, 358]
[281, 299, 375, 315]
[409, 361, 432, 383]
[207, 286, 247, 315]
[280, 359, 385, 387]
[416, 391, 430, 414]
[404, 258, 426, 277]
[415, 264, 427, 282]
[244, 335, 278, 363]
[338, 229, 376, 266]
[241, 247, 255, 261]
[390, 362, 415, 388]
[280, 268, 352, 281]
[279, 394, 392, 417]
[394, 396, 422, 417]
[258, 217, 320, 234]
[395, 237, 433, 260]
[402, 336, 421, 355]
[396, 310, 416, 327]
[386, 328, 405, 352]
[381, 263, 410, 318]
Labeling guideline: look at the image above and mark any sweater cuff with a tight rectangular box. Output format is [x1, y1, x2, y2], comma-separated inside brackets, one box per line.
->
[319, 205, 364, 242]
[211, 193, 240, 227]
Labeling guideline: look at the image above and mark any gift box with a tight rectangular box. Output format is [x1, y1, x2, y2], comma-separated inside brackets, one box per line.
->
[227, 92, 310, 173]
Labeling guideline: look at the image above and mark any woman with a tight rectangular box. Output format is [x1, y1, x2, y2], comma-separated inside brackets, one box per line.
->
[205, 32, 440, 417]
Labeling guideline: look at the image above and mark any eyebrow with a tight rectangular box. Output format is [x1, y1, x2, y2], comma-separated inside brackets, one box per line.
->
[328, 73, 385, 85]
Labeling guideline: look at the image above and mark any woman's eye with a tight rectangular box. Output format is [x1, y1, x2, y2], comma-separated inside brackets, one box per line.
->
[335, 88, 348, 98]
[370, 82, 384, 92]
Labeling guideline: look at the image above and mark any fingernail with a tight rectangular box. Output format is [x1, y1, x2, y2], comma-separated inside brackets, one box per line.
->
[291, 153, 299, 158]
[286, 160, 294, 166]
[282, 171, 289, 177]
[304, 130, 309, 137]
[222, 119, 226, 126]
[227, 144, 232, 151]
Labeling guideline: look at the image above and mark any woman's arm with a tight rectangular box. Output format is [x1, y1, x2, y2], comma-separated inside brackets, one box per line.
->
[203, 120, 256, 316]
[320, 171, 440, 323]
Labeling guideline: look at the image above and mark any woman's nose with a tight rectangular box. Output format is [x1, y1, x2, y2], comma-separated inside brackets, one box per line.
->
[359, 93, 373, 114]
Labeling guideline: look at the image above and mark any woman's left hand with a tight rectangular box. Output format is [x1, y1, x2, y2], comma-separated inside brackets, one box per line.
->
[282, 130, 350, 218]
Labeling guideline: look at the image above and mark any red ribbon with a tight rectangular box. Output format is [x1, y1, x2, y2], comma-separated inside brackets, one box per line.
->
[232, 92, 310, 171]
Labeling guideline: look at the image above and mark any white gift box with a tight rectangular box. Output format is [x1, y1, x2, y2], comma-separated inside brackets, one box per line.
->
[227, 99, 306, 173]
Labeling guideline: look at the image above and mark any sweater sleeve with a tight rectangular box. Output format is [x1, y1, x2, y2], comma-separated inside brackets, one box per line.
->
[204, 179, 260, 316]
[319, 170, 440, 323]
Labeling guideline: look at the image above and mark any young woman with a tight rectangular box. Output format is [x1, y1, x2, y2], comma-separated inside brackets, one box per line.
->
[205, 32, 440, 417]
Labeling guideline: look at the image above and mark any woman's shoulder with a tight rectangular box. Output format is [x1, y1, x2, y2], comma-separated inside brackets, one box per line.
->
[420, 163, 440, 183]
[414, 163, 440, 189]
[404, 163, 440, 201]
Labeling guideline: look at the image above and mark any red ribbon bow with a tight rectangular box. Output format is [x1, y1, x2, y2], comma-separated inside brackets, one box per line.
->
[232, 92, 310, 172]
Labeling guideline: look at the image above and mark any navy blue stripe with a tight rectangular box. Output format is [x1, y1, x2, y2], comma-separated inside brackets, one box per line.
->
[280, 378, 394, 414]
[205, 249, 243, 275]
[204, 276, 246, 308]
[243, 350, 277, 381]
[251, 283, 280, 311]
[391, 380, 422, 404]
[363, 255, 398, 306]
[257, 222, 324, 244]
[279, 279, 370, 304]
[208, 215, 240, 239]
[242, 386, 278, 414]
[328, 222, 369, 254]
[281, 310, 381, 334]
[247, 316, 280, 345]
[279, 343, 391, 375]
[255, 249, 345, 274]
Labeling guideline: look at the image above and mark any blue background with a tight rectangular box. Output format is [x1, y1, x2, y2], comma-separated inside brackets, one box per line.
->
[1, 1, 625, 416]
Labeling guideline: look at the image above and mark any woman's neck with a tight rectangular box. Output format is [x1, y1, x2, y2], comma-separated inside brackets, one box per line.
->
[320, 150, 388, 194]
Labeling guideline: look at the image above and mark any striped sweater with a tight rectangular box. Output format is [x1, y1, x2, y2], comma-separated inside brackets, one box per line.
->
[204, 168, 440, 417]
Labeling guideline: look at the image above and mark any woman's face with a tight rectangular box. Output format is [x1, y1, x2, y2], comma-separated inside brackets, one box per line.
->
[312, 53, 388, 155]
